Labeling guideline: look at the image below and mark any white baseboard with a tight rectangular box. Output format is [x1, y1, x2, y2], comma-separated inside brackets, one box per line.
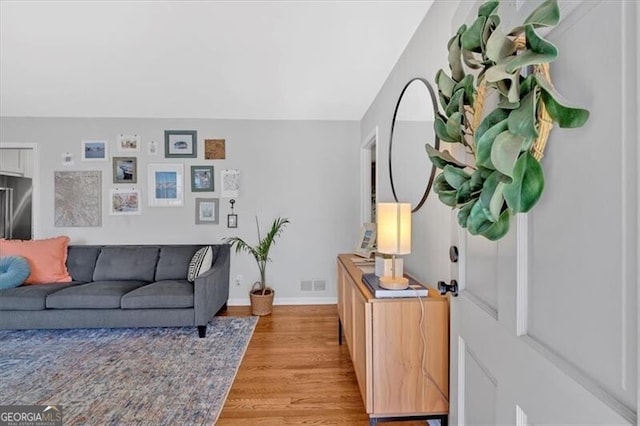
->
[228, 296, 337, 307]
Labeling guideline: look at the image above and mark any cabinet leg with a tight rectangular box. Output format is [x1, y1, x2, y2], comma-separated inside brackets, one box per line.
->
[338, 318, 343, 345]
[369, 418, 377, 426]
[440, 415, 448, 426]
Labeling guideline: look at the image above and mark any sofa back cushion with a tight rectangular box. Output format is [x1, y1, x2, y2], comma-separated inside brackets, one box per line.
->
[67, 246, 101, 282]
[155, 245, 203, 281]
[93, 246, 159, 282]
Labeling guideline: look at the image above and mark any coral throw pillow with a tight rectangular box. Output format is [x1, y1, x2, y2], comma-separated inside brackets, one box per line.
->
[0, 236, 72, 284]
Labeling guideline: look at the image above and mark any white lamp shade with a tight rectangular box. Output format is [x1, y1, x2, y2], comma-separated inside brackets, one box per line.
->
[376, 202, 411, 255]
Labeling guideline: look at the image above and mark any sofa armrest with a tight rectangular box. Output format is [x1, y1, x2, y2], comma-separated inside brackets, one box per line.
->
[193, 244, 230, 326]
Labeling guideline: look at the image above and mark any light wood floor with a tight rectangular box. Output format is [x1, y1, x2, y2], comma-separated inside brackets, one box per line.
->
[218, 305, 427, 425]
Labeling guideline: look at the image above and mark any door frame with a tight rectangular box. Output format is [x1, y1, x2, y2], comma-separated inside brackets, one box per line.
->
[360, 126, 378, 224]
[635, 0, 639, 417]
[0, 142, 39, 238]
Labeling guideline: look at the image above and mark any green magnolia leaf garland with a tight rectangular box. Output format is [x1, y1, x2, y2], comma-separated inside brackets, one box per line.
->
[427, 0, 589, 241]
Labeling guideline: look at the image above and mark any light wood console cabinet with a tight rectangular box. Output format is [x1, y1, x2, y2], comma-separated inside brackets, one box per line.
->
[337, 254, 449, 425]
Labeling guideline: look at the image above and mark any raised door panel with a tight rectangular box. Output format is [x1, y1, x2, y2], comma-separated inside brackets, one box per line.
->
[464, 341, 497, 426]
[464, 234, 499, 315]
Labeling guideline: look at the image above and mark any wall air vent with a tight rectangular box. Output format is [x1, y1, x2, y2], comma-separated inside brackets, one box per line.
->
[300, 279, 326, 292]
[313, 279, 326, 292]
[300, 280, 313, 292]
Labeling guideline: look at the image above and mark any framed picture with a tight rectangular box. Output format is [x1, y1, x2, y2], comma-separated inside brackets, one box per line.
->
[354, 222, 376, 258]
[148, 140, 159, 156]
[165, 130, 197, 158]
[54, 171, 102, 227]
[191, 165, 214, 192]
[109, 189, 141, 215]
[205, 139, 226, 159]
[195, 198, 219, 224]
[81, 140, 108, 161]
[116, 134, 140, 152]
[61, 153, 74, 166]
[220, 169, 240, 198]
[147, 163, 184, 207]
[227, 214, 238, 228]
[112, 157, 137, 184]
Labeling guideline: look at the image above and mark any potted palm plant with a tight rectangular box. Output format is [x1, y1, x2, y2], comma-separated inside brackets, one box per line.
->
[226, 216, 290, 316]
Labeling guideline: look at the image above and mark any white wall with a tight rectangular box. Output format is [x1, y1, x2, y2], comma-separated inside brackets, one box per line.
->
[0, 117, 361, 304]
[360, 0, 461, 287]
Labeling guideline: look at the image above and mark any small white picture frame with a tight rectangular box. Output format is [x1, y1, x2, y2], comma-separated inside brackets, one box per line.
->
[117, 134, 141, 152]
[61, 152, 74, 166]
[109, 189, 141, 215]
[354, 222, 376, 258]
[221, 169, 240, 198]
[148, 140, 159, 156]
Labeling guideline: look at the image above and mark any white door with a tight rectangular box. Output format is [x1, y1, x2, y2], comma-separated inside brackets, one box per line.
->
[446, 1, 638, 425]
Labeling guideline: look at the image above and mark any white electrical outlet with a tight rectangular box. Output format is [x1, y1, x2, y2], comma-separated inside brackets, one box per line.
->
[235, 274, 243, 286]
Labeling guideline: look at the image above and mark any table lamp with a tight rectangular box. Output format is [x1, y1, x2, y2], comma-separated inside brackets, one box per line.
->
[376, 202, 411, 289]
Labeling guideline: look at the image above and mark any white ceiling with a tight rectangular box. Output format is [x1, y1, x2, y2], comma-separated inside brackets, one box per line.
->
[0, 1, 433, 121]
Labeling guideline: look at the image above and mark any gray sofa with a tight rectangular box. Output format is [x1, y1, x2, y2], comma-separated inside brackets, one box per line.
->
[0, 244, 230, 337]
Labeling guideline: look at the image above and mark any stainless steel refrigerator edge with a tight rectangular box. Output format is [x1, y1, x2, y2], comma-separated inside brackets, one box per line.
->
[0, 174, 33, 240]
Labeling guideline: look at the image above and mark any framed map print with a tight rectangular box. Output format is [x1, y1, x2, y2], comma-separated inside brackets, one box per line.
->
[54, 171, 102, 227]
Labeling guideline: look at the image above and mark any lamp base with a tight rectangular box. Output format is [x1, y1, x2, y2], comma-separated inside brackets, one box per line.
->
[379, 275, 409, 290]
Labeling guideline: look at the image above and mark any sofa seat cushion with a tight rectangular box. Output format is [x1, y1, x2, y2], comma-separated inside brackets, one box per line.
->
[0, 283, 79, 310]
[46, 280, 148, 309]
[121, 280, 194, 309]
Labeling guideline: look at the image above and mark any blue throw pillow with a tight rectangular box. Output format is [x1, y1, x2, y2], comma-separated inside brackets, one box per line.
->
[0, 256, 31, 289]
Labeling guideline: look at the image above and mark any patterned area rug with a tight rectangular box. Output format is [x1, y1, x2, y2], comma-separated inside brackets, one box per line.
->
[0, 316, 257, 425]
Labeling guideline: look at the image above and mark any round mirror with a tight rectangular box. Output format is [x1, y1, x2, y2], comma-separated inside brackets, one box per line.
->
[389, 77, 440, 213]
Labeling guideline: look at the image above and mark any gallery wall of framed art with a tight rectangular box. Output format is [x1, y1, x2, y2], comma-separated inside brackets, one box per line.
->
[52, 131, 234, 228]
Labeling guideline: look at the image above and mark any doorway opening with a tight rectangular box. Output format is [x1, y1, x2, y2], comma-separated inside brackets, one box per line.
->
[361, 127, 378, 224]
[0, 143, 38, 239]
